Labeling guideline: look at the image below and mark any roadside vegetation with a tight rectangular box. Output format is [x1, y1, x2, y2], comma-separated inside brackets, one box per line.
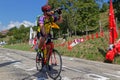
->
[2, 32, 120, 64]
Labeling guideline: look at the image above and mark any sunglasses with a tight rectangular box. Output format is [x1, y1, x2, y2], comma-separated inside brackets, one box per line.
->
[46, 9, 51, 12]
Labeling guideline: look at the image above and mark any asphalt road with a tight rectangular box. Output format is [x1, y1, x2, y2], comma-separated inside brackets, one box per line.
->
[1, 48, 120, 80]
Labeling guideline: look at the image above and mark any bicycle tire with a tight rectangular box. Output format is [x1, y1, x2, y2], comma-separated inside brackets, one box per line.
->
[36, 51, 44, 71]
[47, 49, 62, 79]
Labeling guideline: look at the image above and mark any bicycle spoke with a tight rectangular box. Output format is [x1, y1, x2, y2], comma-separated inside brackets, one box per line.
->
[36, 52, 43, 71]
[47, 49, 62, 79]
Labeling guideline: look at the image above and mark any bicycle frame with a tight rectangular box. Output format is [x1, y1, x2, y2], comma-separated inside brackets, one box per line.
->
[42, 41, 56, 65]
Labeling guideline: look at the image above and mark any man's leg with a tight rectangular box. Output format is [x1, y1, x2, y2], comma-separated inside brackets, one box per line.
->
[38, 37, 45, 50]
[46, 44, 51, 63]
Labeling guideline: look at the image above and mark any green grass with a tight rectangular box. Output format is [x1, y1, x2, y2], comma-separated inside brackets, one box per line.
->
[54, 36, 108, 62]
[2, 32, 120, 64]
[54, 32, 120, 64]
[3, 43, 31, 51]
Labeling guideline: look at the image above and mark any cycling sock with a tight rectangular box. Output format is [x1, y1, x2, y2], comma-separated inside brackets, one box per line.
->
[46, 61, 49, 65]
[37, 48, 42, 52]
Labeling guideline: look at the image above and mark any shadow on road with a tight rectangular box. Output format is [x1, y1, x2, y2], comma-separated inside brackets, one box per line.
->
[22, 69, 62, 80]
[22, 70, 48, 80]
[0, 61, 20, 67]
[33, 71, 48, 79]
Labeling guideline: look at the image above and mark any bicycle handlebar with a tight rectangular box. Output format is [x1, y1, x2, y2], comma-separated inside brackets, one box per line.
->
[54, 7, 63, 13]
[51, 38, 58, 40]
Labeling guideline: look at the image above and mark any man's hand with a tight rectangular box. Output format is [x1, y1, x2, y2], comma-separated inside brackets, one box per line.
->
[54, 7, 62, 15]
[57, 9, 62, 15]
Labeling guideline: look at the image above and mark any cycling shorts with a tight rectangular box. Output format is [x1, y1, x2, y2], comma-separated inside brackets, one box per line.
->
[37, 32, 52, 44]
[37, 32, 44, 39]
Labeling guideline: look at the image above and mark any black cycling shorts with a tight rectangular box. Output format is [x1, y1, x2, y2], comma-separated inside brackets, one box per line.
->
[37, 32, 52, 44]
[37, 32, 44, 39]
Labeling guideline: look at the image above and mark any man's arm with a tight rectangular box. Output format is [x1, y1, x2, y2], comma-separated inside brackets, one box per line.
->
[57, 14, 62, 23]
[39, 23, 46, 36]
[57, 9, 62, 23]
[38, 16, 46, 36]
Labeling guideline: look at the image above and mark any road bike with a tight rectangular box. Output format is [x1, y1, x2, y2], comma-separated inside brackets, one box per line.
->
[35, 39, 62, 80]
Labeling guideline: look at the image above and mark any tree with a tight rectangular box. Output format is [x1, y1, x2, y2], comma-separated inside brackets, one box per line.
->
[7, 25, 30, 43]
[49, 0, 100, 36]
[75, 0, 100, 31]
[7, 27, 18, 36]
[100, 2, 109, 12]
[113, 0, 120, 23]
[13, 25, 29, 42]
[0, 32, 6, 38]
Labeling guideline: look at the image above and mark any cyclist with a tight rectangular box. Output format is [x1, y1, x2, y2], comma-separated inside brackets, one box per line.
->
[37, 4, 62, 64]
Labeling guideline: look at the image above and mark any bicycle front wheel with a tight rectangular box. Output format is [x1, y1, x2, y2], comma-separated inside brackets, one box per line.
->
[47, 49, 62, 79]
[36, 52, 44, 71]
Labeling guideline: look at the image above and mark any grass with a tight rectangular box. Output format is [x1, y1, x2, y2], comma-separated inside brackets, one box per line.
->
[2, 32, 120, 64]
[54, 32, 120, 64]
[54, 36, 108, 62]
[3, 43, 31, 51]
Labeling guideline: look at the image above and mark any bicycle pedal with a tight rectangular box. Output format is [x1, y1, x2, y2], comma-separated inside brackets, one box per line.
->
[36, 57, 41, 62]
[52, 63, 57, 66]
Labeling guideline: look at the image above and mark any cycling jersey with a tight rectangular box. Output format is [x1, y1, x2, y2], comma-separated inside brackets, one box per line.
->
[37, 15, 57, 34]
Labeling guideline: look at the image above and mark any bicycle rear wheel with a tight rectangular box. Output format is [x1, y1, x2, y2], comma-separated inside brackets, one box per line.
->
[47, 49, 62, 79]
[36, 51, 44, 71]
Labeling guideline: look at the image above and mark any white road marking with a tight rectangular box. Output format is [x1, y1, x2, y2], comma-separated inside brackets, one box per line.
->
[62, 77, 71, 80]
[63, 65, 110, 80]
[13, 62, 36, 71]
[33, 77, 46, 80]
[116, 71, 120, 74]
[62, 65, 82, 73]
[6, 53, 11, 55]
[3, 57, 15, 61]
[69, 58, 74, 61]
[104, 73, 120, 78]
[13, 62, 23, 69]
[26, 67, 36, 71]
[1, 52, 35, 71]
[0, 55, 4, 58]
[86, 74, 110, 80]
